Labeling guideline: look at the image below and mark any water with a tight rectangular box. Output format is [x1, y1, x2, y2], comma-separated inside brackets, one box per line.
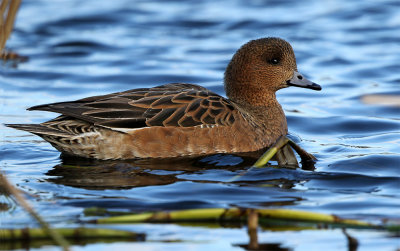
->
[1, 0, 400, 250]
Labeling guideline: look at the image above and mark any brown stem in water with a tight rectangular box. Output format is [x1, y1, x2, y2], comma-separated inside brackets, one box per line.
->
[342, 228, 359, 251]
[0, 172, 71, 251]
[247, 209, 259, 250]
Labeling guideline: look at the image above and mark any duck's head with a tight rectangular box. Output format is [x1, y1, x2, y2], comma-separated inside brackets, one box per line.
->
[224, 37, 321, 106]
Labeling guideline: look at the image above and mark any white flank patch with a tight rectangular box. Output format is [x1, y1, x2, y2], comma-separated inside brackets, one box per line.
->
[110, 127, 149, 133]
[71, 131, 101, 139]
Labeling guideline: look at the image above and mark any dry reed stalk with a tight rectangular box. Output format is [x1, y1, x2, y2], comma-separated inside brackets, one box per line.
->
[0, 172, 71, 251]
[0, 0, 21, 54]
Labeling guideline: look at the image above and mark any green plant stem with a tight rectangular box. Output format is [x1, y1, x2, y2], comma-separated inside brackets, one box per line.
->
[253, 136, 289, 167]
[96, 207, 374, 228]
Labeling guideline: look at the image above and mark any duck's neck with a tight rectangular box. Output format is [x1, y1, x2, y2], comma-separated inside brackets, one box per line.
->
[232, 92, 288, 138]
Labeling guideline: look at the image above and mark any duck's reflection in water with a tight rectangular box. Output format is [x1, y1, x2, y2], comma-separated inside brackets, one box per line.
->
[45, 153, 258, 190]
[45, 151, 313, 192]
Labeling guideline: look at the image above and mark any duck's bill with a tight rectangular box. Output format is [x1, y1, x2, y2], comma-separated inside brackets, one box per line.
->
[286, 71, 321, 91]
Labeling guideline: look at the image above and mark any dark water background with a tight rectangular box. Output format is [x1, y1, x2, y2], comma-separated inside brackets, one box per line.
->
[1, 0, 400, 250]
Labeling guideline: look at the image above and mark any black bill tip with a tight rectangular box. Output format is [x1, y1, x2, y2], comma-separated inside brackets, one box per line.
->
[308, 82, 322, 91]
[286, 71, 322, 91]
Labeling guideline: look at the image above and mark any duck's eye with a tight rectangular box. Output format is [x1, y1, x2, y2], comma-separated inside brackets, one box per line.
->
[269, 58, 280, 65]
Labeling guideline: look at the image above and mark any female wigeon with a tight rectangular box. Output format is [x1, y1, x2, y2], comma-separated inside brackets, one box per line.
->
[7, 37, 321, 160]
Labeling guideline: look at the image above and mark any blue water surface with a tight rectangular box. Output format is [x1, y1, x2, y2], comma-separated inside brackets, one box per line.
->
[1, 0, 399, 250]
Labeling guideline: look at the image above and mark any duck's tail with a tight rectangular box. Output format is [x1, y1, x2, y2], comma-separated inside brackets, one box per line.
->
[5, 124, 71, 137]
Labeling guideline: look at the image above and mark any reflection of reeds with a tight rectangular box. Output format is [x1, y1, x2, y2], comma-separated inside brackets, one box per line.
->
[0, 0, 21, 51]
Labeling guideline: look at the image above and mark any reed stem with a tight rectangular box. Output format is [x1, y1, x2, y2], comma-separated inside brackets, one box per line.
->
[0, 173, 71, 251]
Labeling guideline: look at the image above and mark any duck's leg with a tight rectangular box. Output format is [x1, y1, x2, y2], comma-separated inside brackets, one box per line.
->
[275, 144, 298, 167]
[287, 139, 316, 170]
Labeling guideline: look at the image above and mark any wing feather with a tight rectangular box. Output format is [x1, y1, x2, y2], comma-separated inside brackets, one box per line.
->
[27, 83, 236, 131]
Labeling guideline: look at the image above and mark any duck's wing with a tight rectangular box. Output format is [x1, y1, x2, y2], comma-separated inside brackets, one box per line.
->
[28, 83, 236, 132]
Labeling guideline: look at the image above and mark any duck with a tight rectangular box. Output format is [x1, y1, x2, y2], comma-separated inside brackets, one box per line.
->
[6, 37, 321, 160]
